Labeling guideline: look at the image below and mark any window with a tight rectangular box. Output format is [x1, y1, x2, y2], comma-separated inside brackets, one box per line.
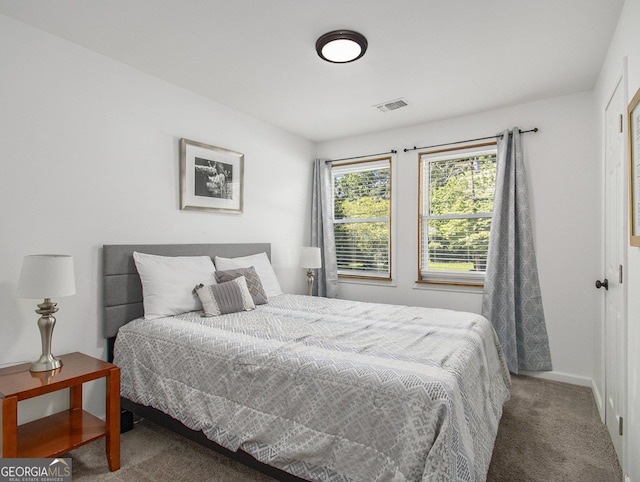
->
[332, 157, 392, 279]
[418, 143, 497, 285]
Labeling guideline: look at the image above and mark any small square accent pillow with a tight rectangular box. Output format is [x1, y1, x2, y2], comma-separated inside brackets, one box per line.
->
[214, 252, 283, 298]
[194, 276, 255, 317]
[215, 266, 268, 305]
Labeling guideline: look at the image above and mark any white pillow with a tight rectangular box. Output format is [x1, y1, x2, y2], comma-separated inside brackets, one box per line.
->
[214, 252, 283, 298]
[133, 251, 216, 319]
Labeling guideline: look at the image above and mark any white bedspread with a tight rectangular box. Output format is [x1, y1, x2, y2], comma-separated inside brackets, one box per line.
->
[114, 294, 510, 481]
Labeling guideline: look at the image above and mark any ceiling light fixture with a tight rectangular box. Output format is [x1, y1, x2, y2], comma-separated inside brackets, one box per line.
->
[316, 30, 368, 63]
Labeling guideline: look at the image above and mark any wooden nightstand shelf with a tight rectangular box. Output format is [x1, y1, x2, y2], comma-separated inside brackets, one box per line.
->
[0, 352, 120, 471]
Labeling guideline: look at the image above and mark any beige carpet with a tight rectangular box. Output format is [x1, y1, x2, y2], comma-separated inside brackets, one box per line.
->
[486, 375, 622, 482]
[68, 375, 622, 481]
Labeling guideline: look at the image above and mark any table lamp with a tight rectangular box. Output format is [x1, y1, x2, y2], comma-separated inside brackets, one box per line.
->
[17, 254, 76, 372]
[299, 247, 322, 296]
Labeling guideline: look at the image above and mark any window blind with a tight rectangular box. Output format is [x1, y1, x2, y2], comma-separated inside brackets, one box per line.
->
[333, 158, 391, 278]
[419, 147, 496, 283]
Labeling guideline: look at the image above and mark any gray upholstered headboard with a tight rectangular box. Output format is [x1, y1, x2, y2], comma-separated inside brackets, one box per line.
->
[103, 243, 271, 339]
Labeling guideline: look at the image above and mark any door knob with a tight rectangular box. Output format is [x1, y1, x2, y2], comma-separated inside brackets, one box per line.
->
[595, 279, 609, 290]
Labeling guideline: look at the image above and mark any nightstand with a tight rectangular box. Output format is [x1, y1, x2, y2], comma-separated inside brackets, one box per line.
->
[0, 352, 120, 471]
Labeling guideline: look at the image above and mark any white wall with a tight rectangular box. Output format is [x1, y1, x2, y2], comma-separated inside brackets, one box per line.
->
[0, 14, 314, 427]
[594, 0, 640, 480]
[317, 92, 600, 387]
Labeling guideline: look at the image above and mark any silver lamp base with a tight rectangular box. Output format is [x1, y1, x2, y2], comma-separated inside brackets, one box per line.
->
[31, 353, 62, 372]
[306, 269, 315, 296]
[30, 298, 63, 373]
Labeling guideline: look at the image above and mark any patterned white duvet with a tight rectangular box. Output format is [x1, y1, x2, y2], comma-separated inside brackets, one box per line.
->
[114, 294, 510, 482]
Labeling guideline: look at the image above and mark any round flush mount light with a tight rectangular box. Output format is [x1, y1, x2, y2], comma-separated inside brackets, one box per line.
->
[316, 30, 368, 63]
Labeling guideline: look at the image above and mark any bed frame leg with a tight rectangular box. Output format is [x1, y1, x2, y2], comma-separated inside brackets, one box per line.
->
[121, 408, 134, 433]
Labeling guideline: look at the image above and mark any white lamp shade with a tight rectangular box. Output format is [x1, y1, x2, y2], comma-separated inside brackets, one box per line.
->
[299, 247, 322, 269]
[17, 255, 76, 299]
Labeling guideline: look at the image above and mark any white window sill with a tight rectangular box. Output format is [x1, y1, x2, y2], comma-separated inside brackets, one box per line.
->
[413, 282, 483, 294]
[338, 277, 397, 288]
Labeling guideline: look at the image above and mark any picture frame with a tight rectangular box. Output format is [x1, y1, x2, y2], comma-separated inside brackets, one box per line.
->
[630, 87, 640, 246]
[179, 138, 244, 214]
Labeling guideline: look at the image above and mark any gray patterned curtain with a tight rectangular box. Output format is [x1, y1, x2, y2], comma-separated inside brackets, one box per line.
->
[311, 159, 339, 298]
[481, 128, 552, 374]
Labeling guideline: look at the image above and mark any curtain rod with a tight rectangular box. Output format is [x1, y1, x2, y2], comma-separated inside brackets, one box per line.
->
[326, 149, 397, 163]
[403, 128, 538, 153]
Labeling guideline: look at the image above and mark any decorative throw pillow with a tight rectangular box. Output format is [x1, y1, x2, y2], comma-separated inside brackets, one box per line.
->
[214, 267, 268, 305]
[194, 276, 256, 317]
[214, 252, 283, 298]
[133, 251, 216, 320]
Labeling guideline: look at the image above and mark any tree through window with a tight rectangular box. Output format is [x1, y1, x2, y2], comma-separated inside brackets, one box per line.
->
[332, 157, 391, 279]
[419, 143, 497, 285]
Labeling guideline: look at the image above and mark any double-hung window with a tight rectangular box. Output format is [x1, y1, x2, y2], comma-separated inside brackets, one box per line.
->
[418, 144, 497, 285]
[332, 157, 392, 279]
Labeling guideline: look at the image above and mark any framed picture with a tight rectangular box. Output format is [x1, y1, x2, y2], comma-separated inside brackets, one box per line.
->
[180, 138, 244, 214]
[630, 87, 640, 246]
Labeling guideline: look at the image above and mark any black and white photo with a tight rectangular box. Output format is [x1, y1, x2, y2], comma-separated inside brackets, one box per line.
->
[180, 138, 243, 213]
[194, 159, 233, 199]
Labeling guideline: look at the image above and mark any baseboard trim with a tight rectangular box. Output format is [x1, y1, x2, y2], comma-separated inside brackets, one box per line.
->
[591, 379, 605, 422]
[518, 370, 592, 387]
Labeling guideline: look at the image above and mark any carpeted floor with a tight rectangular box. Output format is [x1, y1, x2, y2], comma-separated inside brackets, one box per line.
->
[486, 375, 621, 482]
[68, 375, 622, 481]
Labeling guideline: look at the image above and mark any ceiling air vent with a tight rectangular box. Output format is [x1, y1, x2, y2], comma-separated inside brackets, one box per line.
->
[374, 98, 408, 113]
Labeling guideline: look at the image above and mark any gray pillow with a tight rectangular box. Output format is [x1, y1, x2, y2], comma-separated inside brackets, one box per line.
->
[214, 266, 268, 305]
[194, 276, 255, 317]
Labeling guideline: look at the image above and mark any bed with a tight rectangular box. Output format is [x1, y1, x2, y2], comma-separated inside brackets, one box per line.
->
[103, 243, 510, 482]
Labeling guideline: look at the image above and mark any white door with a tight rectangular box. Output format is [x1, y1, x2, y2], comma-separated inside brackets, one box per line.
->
[601, 77, 626, 464]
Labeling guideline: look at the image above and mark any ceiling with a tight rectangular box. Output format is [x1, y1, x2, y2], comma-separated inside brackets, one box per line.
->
[0, 0, 624, 143]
